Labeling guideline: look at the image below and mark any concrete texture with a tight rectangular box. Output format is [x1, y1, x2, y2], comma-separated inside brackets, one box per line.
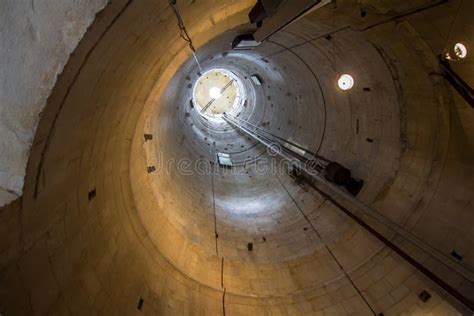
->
[0, 0, 473, 315]
[0, 0, 107, 206]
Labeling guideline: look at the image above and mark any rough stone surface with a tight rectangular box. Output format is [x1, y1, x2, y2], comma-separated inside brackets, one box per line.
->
[0, 0, 473, 315]
[0, 0, 107, 206]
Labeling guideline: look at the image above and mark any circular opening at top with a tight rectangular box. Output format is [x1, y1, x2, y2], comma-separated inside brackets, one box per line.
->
[209, 87, 222, 99]
[338, 74, 354, 90]
[193, 68, 245, 118]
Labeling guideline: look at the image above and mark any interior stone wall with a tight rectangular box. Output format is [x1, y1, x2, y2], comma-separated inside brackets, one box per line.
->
[0, 0, 107, 206]
[0, 0, 473, 315]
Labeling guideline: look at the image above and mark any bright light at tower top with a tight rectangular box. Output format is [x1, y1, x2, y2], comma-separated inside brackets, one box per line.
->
[209, 87, 222, 99]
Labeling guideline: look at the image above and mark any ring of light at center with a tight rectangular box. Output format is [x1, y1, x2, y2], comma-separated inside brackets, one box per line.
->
[192, 68, 246, 119]
[338, 74, 354, 90]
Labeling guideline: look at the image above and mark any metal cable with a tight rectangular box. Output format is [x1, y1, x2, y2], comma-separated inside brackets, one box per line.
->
[169, 0, 203, 72]
[225, 113, 330, 163]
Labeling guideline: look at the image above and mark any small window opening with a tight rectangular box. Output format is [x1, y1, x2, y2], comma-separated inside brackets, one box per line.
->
[250, 74, 263, 85]
[217, 153, 233, 168]
[418, 290, 431, 302]
[88, 189, 96, 201]
[137, 297, 144, 310]
[247, 243, 253, 251]
[147, 166, 156, 173]
[144, 134, 153, 141]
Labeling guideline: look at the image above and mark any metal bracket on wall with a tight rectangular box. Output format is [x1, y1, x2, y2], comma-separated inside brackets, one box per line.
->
[250, 0, 331, 42]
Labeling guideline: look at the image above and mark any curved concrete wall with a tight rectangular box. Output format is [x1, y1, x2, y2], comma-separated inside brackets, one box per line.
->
[0, 0, 473, 315]
[0, 0, 107, 206]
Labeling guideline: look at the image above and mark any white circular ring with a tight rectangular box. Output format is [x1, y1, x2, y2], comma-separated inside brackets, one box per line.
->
[338, 74, 354, 90]
[454, 43, 467, 59]
[192, 68, 246, 120]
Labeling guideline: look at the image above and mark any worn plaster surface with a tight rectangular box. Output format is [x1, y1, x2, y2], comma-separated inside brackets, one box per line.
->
[0, 0, 473, 315]
[0, 0, 107, 206]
